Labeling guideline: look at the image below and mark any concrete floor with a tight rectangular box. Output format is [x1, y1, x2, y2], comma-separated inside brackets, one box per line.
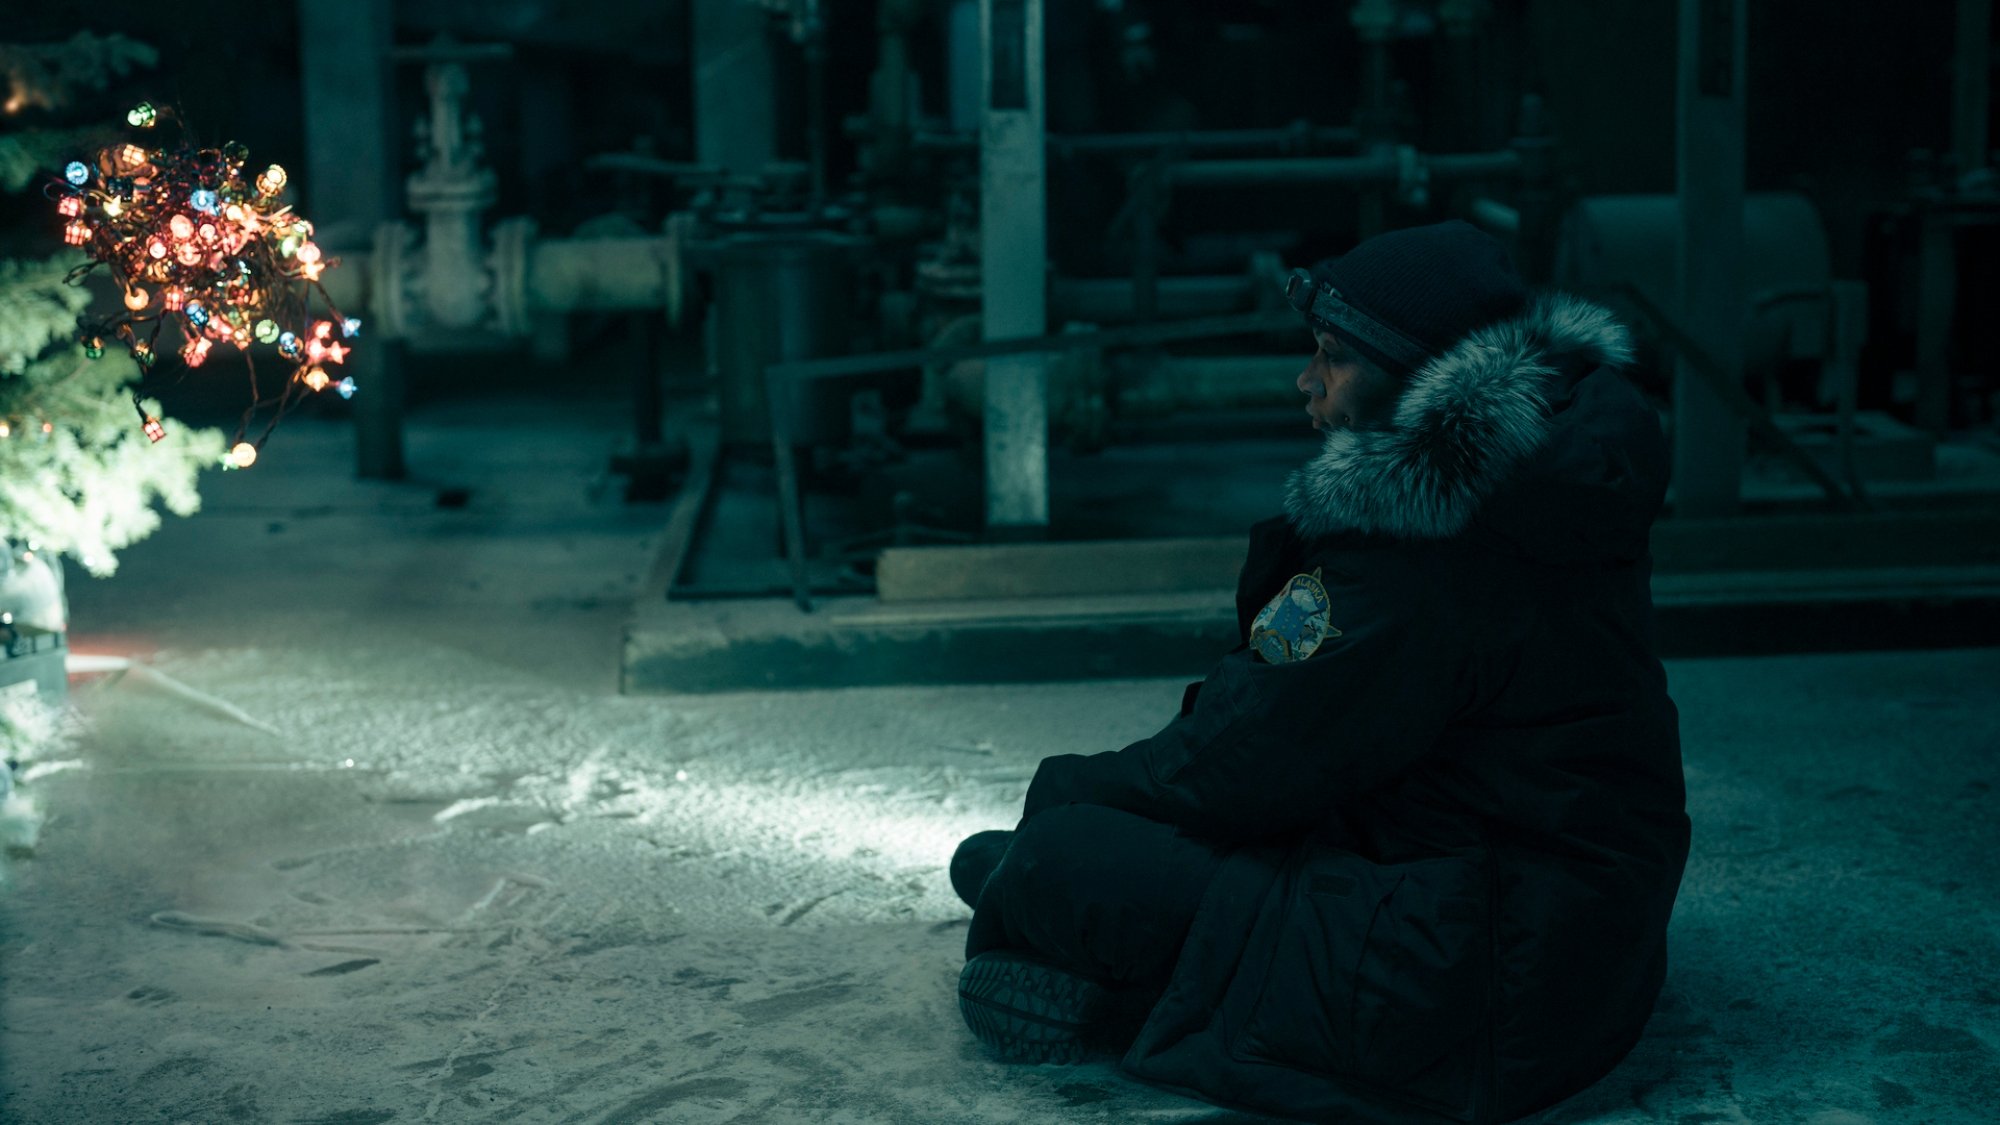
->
[2, 391, 1997, 1124]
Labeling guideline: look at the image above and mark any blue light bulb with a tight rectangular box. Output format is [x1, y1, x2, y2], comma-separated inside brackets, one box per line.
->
[341, 317, 362, 338]
[336, 377, 357, 399]
[190, 188, 219, 214]
[186, 302, 210, 327]
[64, 162, 90, 186]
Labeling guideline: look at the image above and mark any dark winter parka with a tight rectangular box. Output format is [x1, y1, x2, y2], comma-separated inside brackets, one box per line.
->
[1020, 292, 1693, 1123]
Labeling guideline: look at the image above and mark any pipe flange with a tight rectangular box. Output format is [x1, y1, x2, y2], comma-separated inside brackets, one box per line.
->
[488, 216, 537, 337]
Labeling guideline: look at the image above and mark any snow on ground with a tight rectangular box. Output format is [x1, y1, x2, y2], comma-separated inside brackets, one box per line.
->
[2, 395, 1997, 1123]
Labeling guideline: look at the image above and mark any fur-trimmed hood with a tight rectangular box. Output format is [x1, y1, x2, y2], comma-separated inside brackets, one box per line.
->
[1284, 291, 1664, 561]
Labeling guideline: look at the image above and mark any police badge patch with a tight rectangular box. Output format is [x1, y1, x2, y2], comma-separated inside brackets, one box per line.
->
[1249, 567, 1341, 664]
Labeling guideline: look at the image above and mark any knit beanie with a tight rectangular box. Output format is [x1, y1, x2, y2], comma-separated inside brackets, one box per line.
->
[1295, 220, 1528, 378]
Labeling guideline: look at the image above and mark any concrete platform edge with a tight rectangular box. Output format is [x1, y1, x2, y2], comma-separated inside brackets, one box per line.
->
[624, 584, 2000, 694]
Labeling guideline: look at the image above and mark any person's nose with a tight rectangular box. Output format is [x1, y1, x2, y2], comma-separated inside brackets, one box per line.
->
[1296, 363, 1317, 397]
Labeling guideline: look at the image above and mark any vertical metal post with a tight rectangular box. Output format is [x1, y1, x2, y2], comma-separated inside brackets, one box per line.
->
[693, 0, 778, 176]
[299, 0, 402, 479]
[1351, 0, 1396, 240]
[1671, 0, 1747, 517]
[1954, 0, 1992, 180]
[1131, 163, 1160, 322]
[1913, 211, 1958, 437]
[1826, 281, 1871, 501]
[980, 0, 1049, 535]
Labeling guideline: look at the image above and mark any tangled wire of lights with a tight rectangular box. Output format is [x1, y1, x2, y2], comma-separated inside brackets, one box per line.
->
[49, 101, 359, 468]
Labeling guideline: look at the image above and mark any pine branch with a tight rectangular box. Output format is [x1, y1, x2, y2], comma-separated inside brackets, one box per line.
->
[0, 32, 159, 116]
[0, 253, 92, 376]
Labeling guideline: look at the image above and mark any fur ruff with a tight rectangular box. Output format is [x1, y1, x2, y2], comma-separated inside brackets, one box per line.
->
[1283, 291, 1634, 541]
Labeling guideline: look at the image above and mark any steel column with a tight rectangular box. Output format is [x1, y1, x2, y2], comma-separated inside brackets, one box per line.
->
[299, 0, 402, 480]
[1671, 0, 1748, 516]
[692, 0, 777, 176]
[979, 0, 1049, 534]
[1954, 0, 1992, 180]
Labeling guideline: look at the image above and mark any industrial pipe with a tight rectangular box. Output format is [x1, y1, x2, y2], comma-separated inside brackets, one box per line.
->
[1163, 148, 1521, 189]
[911, 124, 1361, 156]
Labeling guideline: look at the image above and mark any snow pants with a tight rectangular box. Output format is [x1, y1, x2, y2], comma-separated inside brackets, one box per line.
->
[963, 803, 1228, 989]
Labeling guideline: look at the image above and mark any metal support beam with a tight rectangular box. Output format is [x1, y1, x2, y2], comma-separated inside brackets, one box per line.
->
[1672, 0, 1748, 517]
[1913, 209, 1959, 437]
[1954, 0, 1992, 180]
[299, 0, 402, 479]
[980, 0, 1048, 535]
[692, 0, 777, 176]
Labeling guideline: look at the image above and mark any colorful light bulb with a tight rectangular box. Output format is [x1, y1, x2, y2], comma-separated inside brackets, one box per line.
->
[169, 214, 193, 241]
[190, 188, 219, 214]
[147, 238, 168, 259]
[336, 377, 357, 399]
[163, 288, 185, 311]
[127, 102, 157, 127]
[143, 417, 166, 442]
[227, 442, 258, 469]
[63, 219, 90, 246]
[57, 195, 82, 217]
[342, 317, 362, 338]
[255, 319, 279, 343]
[102, 197, 123, 218]
[64, 161, 89, 186]
[256, 165, 287, 195]
[123, 287, 149, 311]
[302, 367, 330, 392]
[187, 302, 210, 328]
[295, 242, 321, 265]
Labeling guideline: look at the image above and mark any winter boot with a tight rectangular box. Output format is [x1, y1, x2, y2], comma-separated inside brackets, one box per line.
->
[949, 829, 1014, 908]
[957, 950, 1154, 1065]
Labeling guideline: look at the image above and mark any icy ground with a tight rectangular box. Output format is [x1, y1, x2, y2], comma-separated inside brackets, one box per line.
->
[3, 392, 1998, 1124]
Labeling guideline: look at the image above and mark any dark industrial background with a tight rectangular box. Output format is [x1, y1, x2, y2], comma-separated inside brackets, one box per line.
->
[1, 3, 1997, 1123]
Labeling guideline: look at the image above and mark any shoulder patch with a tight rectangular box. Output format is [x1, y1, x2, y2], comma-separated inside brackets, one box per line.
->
[1249, 567, 1342, 663]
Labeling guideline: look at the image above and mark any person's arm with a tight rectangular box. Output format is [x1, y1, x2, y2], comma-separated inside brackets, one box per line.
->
[1022, 557, 1468, 842]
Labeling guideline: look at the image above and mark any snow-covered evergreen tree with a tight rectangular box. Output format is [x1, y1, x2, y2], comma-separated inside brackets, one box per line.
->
[0, 32, 223, 576]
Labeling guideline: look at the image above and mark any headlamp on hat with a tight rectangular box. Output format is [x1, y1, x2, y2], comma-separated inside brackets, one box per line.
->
[1283, 268, 1435, 376]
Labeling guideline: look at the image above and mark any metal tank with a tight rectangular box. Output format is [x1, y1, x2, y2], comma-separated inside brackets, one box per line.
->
[708, 231, 865, 449]
[1553, 192, 1835, 377]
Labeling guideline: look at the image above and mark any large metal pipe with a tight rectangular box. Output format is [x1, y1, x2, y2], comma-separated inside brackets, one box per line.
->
[911, 124, 1361, 156]
[1163, 149, 1520, 189]
[1049, 274, 1256, 323]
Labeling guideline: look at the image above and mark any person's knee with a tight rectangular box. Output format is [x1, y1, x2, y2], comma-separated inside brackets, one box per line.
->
[1009, 803, 1106, 867]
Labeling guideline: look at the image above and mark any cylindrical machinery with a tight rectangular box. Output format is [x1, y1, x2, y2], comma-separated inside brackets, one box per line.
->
[1553, 192, 1835, 383]
[709, 231, 867, 448]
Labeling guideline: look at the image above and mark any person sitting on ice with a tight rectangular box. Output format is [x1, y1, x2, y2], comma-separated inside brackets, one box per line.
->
[948, 220, 1692, 1124]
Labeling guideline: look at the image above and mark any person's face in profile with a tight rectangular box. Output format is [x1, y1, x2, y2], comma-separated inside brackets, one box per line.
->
[1297, 329, 1402, 433]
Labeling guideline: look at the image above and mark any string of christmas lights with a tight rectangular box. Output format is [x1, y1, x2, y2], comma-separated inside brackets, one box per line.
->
[46, 100, 359, 468]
